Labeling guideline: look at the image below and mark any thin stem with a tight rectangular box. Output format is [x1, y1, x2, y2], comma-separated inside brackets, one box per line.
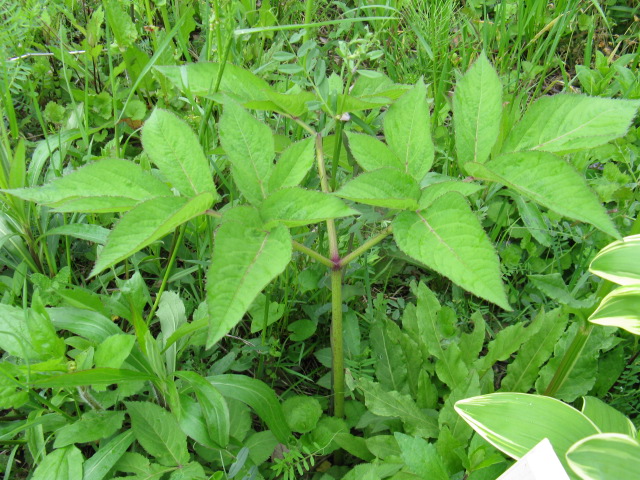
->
[331, 268, 345, 418]
[281, 113, 317, 136]
[145, 225, 187, 325]
[292, 241, 334, 269]
[340, 226, 393, 268]
[315, 134, 339, 258]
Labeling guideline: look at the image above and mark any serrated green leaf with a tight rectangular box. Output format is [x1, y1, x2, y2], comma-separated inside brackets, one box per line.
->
[207, 374, 291, 442]
[219, 101, 274, 205]
[41, 224, 110, 245]
[453, 52, 502, 168]
[419, 180, 483, 209]
[475, 323, 528, 374]
[384, 80, 434, 181]
[392, 192, 509, 310]
[175, 371, 230, 448]
[32, 446, 83, 480]
[0, 370, 27, 409]
[260, 187, 357, 228]
[588, 285, 640, 334]
[104, 0, 137, 49]
[370, 319, 408, 393]
[466, 151, 619, 238]
[580, 396, 636, 437]
[455, 392, 599, 472]
[267, 137, 315, 192]
[459, 312, 486, 367]
[358, 378, 438, 438]
[567, 433, 640, 480]
[54, 411, 125, 447]
[207, 207, 291, 347]
[438, 372, 481, 444]
[344, 132, 403, 171]
[126, 401, 189, 466]
[4, 159, 172, 213]
[501, 95, 640, 153]
[528, 273, 594, 308]
[501, 308, 567, 392]
[91, 193, 213, 276]
[142, 109, 216, 198]
[83, 430, 134, 480]
[590, 234, 640, 285]
[395, 432, 449, 480]
[335, 168, 420, 210]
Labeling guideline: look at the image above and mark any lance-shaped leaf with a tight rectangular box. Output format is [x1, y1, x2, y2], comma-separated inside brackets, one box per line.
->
[455, 393, 599, 473]
[588, 285, 640, 335]
[219, 101, 274, 205]
[335, 168, 420, 210]
[465, 151, 619, 238]
[268, 137, 315, 193]
[567, 434, 640, 480]
[208, 374, 291, 443]
[501, 95, 640, 154]
[82, 431, 134, 480]
[589, 234, 640, 285]
[384, 80, 434, 181]
[91, 193, 214, 276]
[142, 109, 216, 198]
[31, 446, 83, 480]
[392, 192, 509, 310]
[453, 52, 502, 168]
[260, 187, 357, 228]
[344, 132, 403, 172]
[418, 180, 483, 209]
[126, 401, 189, 467]
[207, 207, 291, 347]
[4, 159, 172, 213]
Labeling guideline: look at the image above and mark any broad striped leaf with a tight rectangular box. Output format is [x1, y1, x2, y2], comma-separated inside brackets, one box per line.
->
[567, 434, 640, 480]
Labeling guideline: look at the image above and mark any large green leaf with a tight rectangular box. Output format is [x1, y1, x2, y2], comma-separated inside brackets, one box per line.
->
[455, 392, 599, 474]
[54, 411, 125, 447]
[335, 168, 420, 210]
[207, 374, 291, 443]
[48, 307, 123, 342]
[31, 446, 83, 480]
[590, 234, 640, 285]
[588, 286, 640, 335]
[175, 371, 230, 448]
[207, 207, 291, 347]
[580, 396, 636, 437]
[395, 433, 449, 480]
[453, 52, 502, 168]
[344, 132, 403, 172]
[566, 433, 640, 480]
[142, 109, 216, 198]
[267, 137, 315, 193]
[418, 180, 483, 209]
[502, 95, 640, 153]
[392, 192, 509, 310]
[260, 187, 357, 228]
[126, 401, 189, 467]
[384, 80, 434, 181]
[4, 159, 172, 213]
[465, 151, 619, 238]
[91, 193, 213, 276]
[219, 101, 274, 205]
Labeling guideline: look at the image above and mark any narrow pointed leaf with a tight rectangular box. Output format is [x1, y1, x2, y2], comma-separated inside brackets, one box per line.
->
[219, 101, 274, 205]
[344, 132, 403, 172]
[207, 207, 291, 347]
[32, 446, 83, 480]
[588, 285, 640, 334]
[384, 80, 434, 181]
[268, 137, 315, 192]
[392, 192, 509, 310]
[83, 431, 134, 480]
[453, 52, 502, 168]
[501, 95, 639, 153]
[31, 368, 155, 387]
[41, 224, 110, 245]
[4, 159, 172, 213]
[335, 168, 420, 210]
[567, 434, 640, 480]
[207, 374, 291, 443]
[455, 392, 599, 472]
[465, 151, 619, 238]
[91, 193, 214, 276]
[589, 234, 640, 285]
[260, 187, 357, 228]
[142, 109, 217, 198]
[126, 401, 189, 466]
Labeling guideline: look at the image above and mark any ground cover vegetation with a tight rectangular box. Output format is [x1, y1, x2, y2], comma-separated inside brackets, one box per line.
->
[1, 0, 640, 478]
